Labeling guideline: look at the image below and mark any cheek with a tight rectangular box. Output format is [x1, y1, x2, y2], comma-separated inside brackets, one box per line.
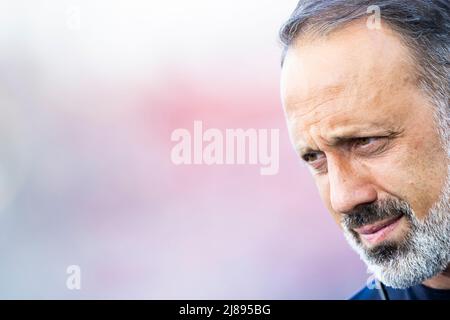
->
[315, 178, 343, 227]
[369, 135, 447, 220]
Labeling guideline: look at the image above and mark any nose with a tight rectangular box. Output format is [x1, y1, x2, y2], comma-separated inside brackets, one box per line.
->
[327, 158, 378, 214]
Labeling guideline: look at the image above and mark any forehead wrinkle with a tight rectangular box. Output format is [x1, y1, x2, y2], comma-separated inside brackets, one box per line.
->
[285, 84, 346, 116]
[283, 41, 419, 122]
[287, 94, 365, 142]
[289, 71, 408, 129]
[291, 109, 395, 155]
[285, 74, 392, 122]
[292, 115, 339, 155]
[288, 105, 340, 154]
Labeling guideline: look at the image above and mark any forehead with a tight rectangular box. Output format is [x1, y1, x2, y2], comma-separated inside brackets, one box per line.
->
[280, 21, 420, 147]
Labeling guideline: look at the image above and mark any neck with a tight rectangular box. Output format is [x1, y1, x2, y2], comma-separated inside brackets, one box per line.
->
[422, 264, 450, 289]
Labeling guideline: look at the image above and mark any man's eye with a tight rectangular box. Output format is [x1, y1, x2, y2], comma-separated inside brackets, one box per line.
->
[354, 137, 377, 147]
[302, 152, 326, 164]
[301, 152, 327, 173]
[352, 137, 388, 154]
[302, 152, 319, 162]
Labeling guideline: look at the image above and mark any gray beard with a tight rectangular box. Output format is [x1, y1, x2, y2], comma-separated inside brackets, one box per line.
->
[342, 164, 450, 289]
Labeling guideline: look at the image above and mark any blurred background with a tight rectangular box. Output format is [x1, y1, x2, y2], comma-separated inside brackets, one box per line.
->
[0, 0, 367, 299]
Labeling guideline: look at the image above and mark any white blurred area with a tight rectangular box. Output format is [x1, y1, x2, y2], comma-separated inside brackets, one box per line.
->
[1, 0, 296, 91]
[0, 94, 30, 213]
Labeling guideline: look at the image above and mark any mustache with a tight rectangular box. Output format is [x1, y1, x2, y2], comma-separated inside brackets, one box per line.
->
[342, 198, 412, 230]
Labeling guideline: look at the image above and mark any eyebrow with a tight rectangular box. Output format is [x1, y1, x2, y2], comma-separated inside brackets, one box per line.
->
[296, 129, 400, 156]
[295, 134, 362, 155]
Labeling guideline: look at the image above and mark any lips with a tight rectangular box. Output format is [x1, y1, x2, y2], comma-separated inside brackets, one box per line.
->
[353, 214, 404, 244]
[354, 214, 403, 234]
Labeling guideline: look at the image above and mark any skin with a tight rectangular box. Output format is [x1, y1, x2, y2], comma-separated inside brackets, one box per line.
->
[280, 20, 450, 289]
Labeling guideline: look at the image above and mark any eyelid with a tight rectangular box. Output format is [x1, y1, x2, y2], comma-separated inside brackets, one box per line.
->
[353, 137, 379, 146]
[352, 136, 389, 154]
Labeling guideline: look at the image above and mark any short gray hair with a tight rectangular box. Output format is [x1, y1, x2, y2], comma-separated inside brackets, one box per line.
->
[279, 0, 449, 147]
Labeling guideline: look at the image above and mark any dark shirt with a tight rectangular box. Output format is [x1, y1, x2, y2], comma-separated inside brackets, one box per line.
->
[351, 283, 450, 300]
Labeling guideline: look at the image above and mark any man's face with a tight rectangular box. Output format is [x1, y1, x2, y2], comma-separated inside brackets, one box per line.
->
[281, 21, 450, 287]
